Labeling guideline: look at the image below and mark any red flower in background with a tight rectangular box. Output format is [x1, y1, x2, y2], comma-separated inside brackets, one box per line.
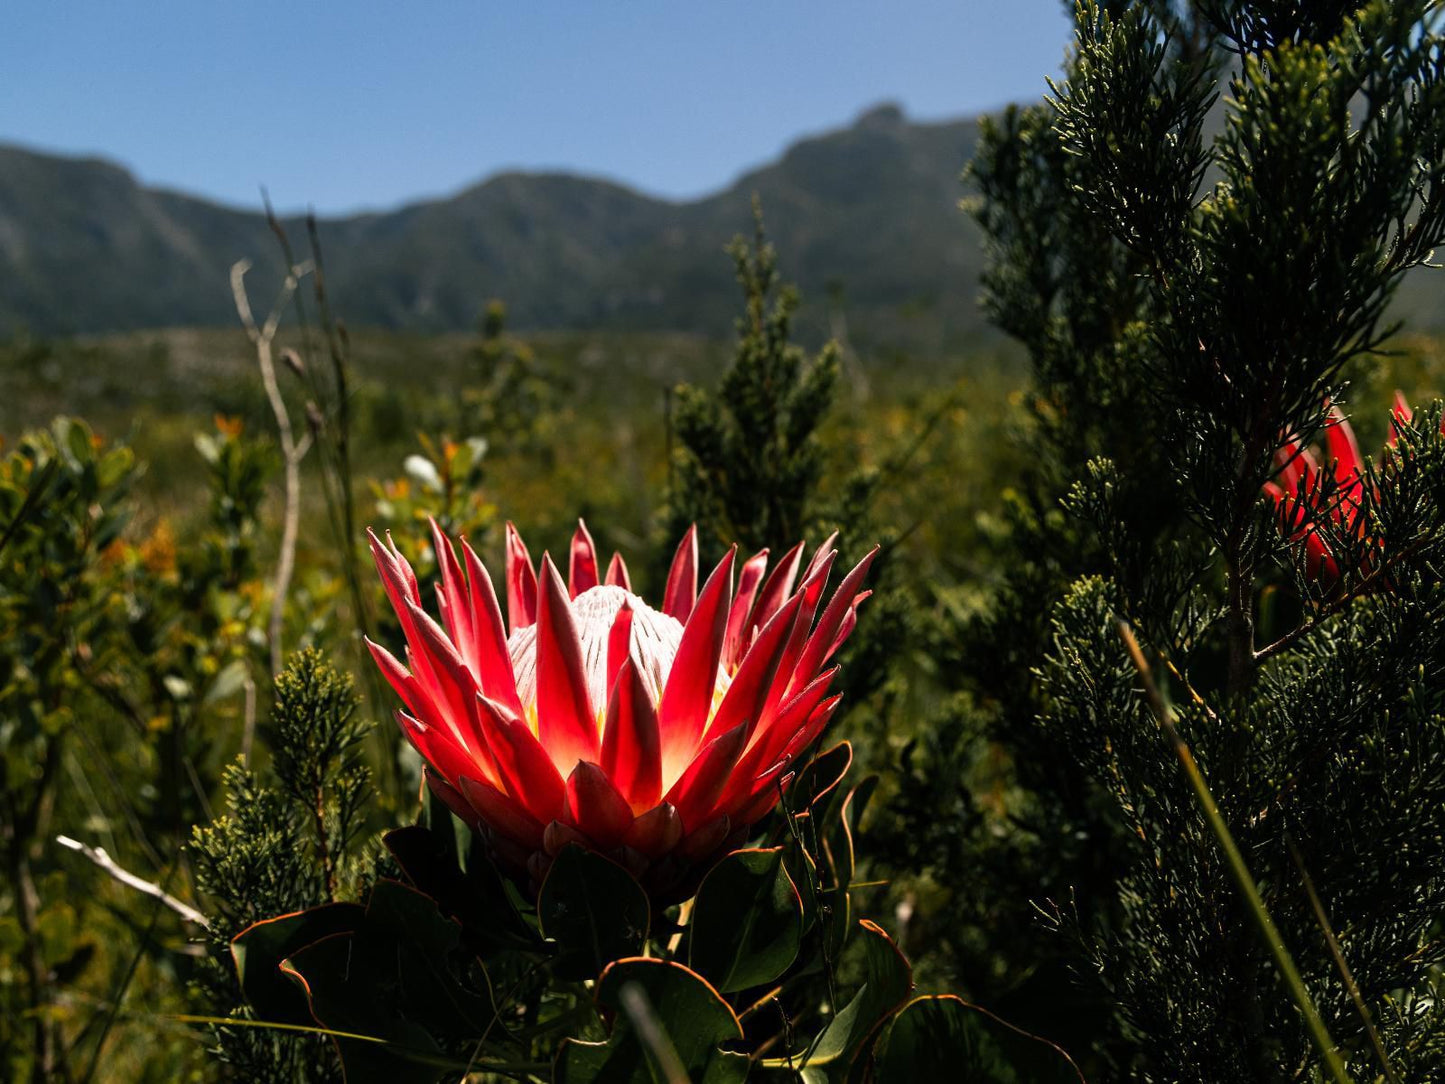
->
[1264, 394, 1422, 581]
[368, 519, 874, 897]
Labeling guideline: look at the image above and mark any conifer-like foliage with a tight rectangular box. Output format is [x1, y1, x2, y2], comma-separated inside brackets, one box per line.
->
[907, 1, 1445, 1079]
[664, 204, 911, 751]
[191, 649, 377, 1082]
[669, 204, 840, 558]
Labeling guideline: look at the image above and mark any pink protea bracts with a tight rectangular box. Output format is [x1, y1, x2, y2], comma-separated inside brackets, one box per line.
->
[1264, 394, 1428, 581]
[367, 519, 874, 898]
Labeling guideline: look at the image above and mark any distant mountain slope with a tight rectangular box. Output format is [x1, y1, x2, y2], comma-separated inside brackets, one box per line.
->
[0, 104, 990, 351]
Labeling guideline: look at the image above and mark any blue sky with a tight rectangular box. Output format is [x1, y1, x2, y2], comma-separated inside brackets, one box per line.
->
[6, 2, 1073, 214]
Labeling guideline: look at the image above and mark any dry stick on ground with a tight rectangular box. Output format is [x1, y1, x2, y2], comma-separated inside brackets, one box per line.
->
[231, 258, 314, 676]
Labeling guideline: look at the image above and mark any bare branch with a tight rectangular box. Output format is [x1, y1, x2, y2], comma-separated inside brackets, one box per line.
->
[55, 836, 209, 929]
[230, 258, 312, 676]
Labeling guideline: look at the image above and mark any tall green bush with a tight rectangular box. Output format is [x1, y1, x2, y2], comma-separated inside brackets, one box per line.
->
[899, 2, 1445, 1078]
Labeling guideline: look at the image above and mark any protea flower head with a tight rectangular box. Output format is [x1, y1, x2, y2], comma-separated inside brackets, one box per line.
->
[367, 519, 874, 898]
[1264, 394, 1423, 581]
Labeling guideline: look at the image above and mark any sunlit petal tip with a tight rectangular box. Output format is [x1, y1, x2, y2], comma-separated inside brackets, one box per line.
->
[752, 540, 805, 630]
[504, 520, 538, 632]
[605, 599, 634, 697]
[569, 519, 600, 597]
[458, 536, 524, 717]
[604, 550, 632, 591]
[396, 709, 480, 790]
[658, 546, 737, 764]
[365, 525, 386, 558]
[789, 547, 877, 694]
[711, 589, 806, 740]
[663, 524, 699, 620]
[802, 530, 840, 581]
[365, 637, 418, 710]
[427, 517, 470, 620]
[601, 654, 663, 811]
[724, 548, 771, 671]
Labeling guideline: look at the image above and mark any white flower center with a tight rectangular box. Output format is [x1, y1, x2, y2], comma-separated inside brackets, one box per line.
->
[507, 584, 685, 721]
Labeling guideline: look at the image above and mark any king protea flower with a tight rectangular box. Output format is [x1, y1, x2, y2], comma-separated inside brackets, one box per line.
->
[1264, 394, 1425, 581]
[367, 519, 874, 897]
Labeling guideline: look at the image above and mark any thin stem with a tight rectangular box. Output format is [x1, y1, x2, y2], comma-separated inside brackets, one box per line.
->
[5, 741, 64, 1082]
[1286, 837, 1400, 1084]
[240, 675, 257, 765]
[78, 858, 180, 1084]
[1117, 621, 1353, 1084]
[9, 817, 57, 1083]
[618, 982, 690, 1084]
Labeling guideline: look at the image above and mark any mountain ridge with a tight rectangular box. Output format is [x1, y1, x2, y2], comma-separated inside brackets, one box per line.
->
[12, 101, 1436, 350]
[0, 103, 991, 350]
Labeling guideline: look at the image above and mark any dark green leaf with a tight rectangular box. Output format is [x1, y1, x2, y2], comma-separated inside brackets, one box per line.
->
[280, 881, 496, 1084]
[823, 776, 878, 956]
[363, 879, 497, 1037]
[282, 932, 445, 1084]
[787, 920, 912, 1080]
[689, 846, 803, 993]
[554, 958, 745, 1083]
[59, 417, 92, 468]
[538, 844, 650, 980]
[230, 902, 363, 1025]
[384, 825, 539, 954]
[787, 741, 854, 820]
[869, 995, 1085, 1083]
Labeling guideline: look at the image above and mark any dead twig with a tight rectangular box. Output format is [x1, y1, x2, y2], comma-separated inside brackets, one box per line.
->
[55, 836, 208, 929]
[231, 258, 313, 676]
